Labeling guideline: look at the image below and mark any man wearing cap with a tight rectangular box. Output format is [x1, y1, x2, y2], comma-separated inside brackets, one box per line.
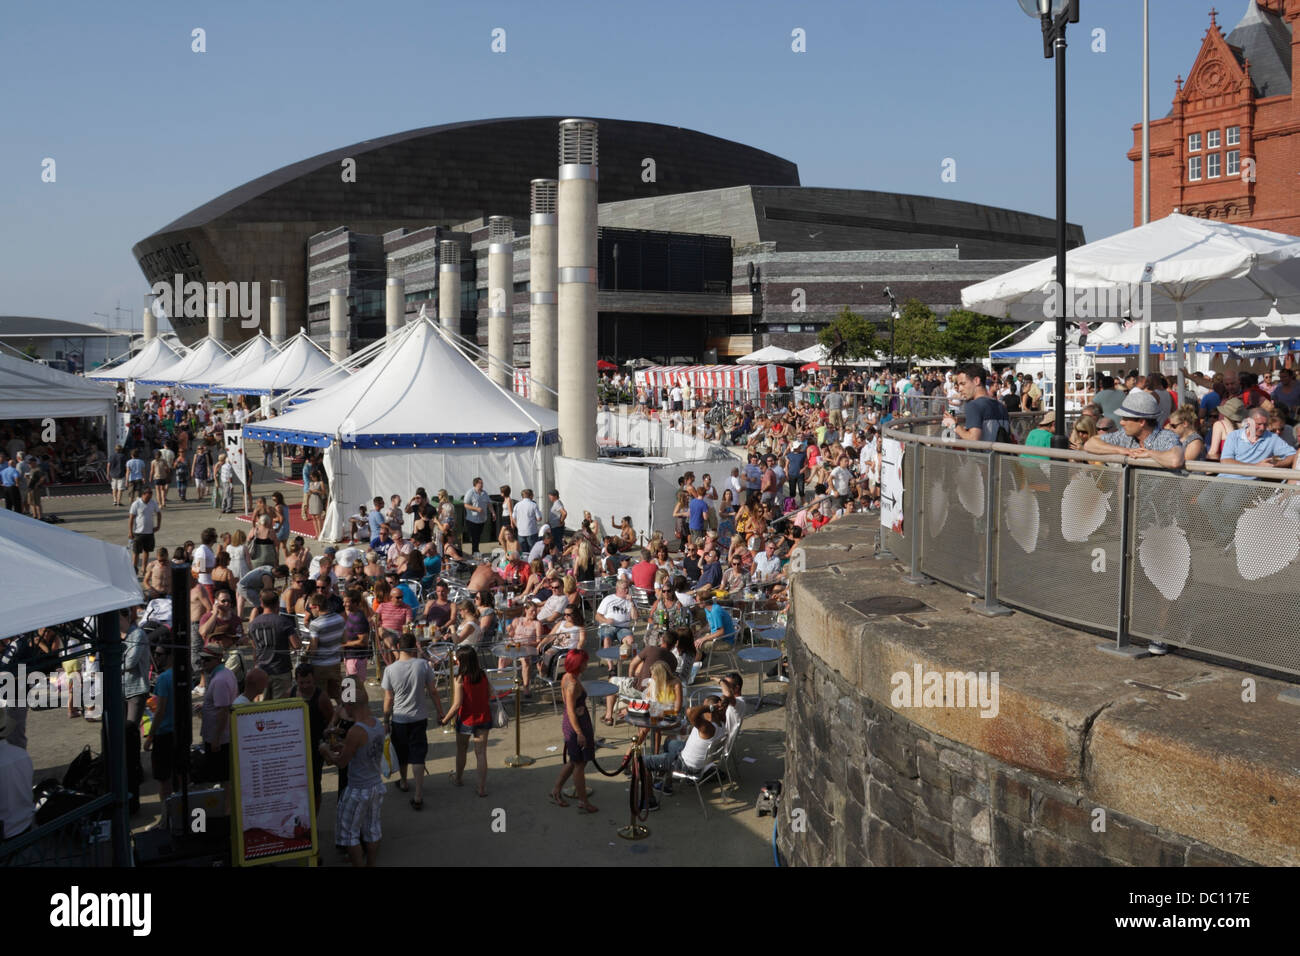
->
[1082, 390, 1184, 470]
[1023, 411, 1056, 459]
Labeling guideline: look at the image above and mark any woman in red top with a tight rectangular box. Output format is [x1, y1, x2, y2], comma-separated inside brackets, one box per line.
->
[441, 645, 491, 797]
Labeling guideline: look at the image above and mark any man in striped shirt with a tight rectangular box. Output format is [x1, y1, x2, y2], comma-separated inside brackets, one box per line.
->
[305, 593, 345, 702]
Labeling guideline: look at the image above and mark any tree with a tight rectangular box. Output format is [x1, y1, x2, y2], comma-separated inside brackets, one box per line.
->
[940, 309, 1009, 364]
[817, 306, 878, 365]
[892, 298, 943, 366]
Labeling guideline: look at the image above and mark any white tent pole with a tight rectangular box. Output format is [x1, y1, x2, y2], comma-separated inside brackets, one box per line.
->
[1175, 300, 1185, 406]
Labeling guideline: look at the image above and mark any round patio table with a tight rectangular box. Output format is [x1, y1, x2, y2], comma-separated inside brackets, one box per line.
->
[737, 646, 782, 710]
[493, 642, 539, 767]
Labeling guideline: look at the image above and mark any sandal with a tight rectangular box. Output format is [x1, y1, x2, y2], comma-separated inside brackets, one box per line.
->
[548, 791, 570, 808]
[396, 779, 409, 793]
[410, 798, 423, 811]
[600, 716, 614, 726]
[449, 772, 463, 787]
[576, 803, 599, 814]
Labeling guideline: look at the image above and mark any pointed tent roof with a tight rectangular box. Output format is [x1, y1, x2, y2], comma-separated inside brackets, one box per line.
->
[244, 319, 559, 449]
[86, 336, 184, 382]
[211, 331, 348, 395]
[737, 344, 801, 364]
[0, 350, 118, 420]
[203, 335, 280, 392]
[0, 509, 142, 640]
[137, 337, 232, 387]
[1225, 1, 1292, 99]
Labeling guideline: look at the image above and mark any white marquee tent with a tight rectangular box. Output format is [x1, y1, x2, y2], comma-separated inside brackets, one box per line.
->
[211, 330, 347, 396]
[136, 337, 232, 388]
[203, 335, 281, 393]
[86, 336, 183, 383]
[0, 509, 142, 640]
[244, 318, 559, 542]
[0, 350, 118, 453]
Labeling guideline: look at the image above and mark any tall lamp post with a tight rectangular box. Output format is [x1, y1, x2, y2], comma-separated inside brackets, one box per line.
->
[1019, 0, 1078, 448]
[883, 286, 897, 374]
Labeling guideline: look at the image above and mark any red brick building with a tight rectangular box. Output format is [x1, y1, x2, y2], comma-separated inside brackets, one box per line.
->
[1129, 2, 1300, 235]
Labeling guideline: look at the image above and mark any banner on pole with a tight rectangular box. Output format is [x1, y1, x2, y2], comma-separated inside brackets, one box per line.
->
[224, 430, 247, 485]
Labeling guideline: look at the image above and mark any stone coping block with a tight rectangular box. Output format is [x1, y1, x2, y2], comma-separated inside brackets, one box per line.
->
[790, 514, 1300, 866]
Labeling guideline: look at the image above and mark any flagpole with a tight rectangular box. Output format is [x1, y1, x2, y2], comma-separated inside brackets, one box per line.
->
[1138, 0, 1152, 379]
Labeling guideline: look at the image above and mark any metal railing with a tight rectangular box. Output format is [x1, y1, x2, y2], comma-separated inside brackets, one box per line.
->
[882, 416, 1300, 680]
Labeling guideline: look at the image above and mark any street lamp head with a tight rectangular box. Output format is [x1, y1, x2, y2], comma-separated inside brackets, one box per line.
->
[882, 286, 893, 299]
[1018, 0, 1074, 18]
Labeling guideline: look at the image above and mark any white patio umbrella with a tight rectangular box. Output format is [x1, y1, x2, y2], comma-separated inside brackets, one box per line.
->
[962, 213, 1300, 401]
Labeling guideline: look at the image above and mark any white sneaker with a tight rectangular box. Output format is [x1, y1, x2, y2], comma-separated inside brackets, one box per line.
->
[1147, 641, 1169, 656]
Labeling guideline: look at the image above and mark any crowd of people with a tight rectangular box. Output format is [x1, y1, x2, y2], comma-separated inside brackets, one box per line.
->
[17, 355, 1296, 862]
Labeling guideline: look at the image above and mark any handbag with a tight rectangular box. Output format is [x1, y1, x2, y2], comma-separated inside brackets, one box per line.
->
[380, 735, 399, 778]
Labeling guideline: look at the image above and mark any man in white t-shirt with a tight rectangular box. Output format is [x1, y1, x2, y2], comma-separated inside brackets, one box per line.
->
[193, 527, 217, 591]
[641, 700, 720, 807]
[128, 487, 162, 575]
[595, 579, 638, 671]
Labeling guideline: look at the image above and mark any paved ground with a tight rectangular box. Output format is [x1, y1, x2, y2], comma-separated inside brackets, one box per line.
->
[29, 463, 787, 866]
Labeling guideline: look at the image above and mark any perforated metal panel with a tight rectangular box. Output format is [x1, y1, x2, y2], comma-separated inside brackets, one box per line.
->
[995, 458, 1121, 633]
[918, 445, 987, 597]
[1127, 471, 1300, 676]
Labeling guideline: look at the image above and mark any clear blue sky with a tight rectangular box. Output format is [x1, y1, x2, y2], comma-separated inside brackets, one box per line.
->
[1, 0, 1222, 333]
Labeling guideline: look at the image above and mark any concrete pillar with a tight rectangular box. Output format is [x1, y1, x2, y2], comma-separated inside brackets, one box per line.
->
[530, 179, 558, 410]
[487, 216, 513, 388]
[206, 289, 223, 345]
[386, 259, 405, 338]
[142, 296, 157, 343]
[329, 288, 348, 363]
[269, 279, 287, 344]
[438, 240, 460, 333]
[557, 119, 599, 459]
